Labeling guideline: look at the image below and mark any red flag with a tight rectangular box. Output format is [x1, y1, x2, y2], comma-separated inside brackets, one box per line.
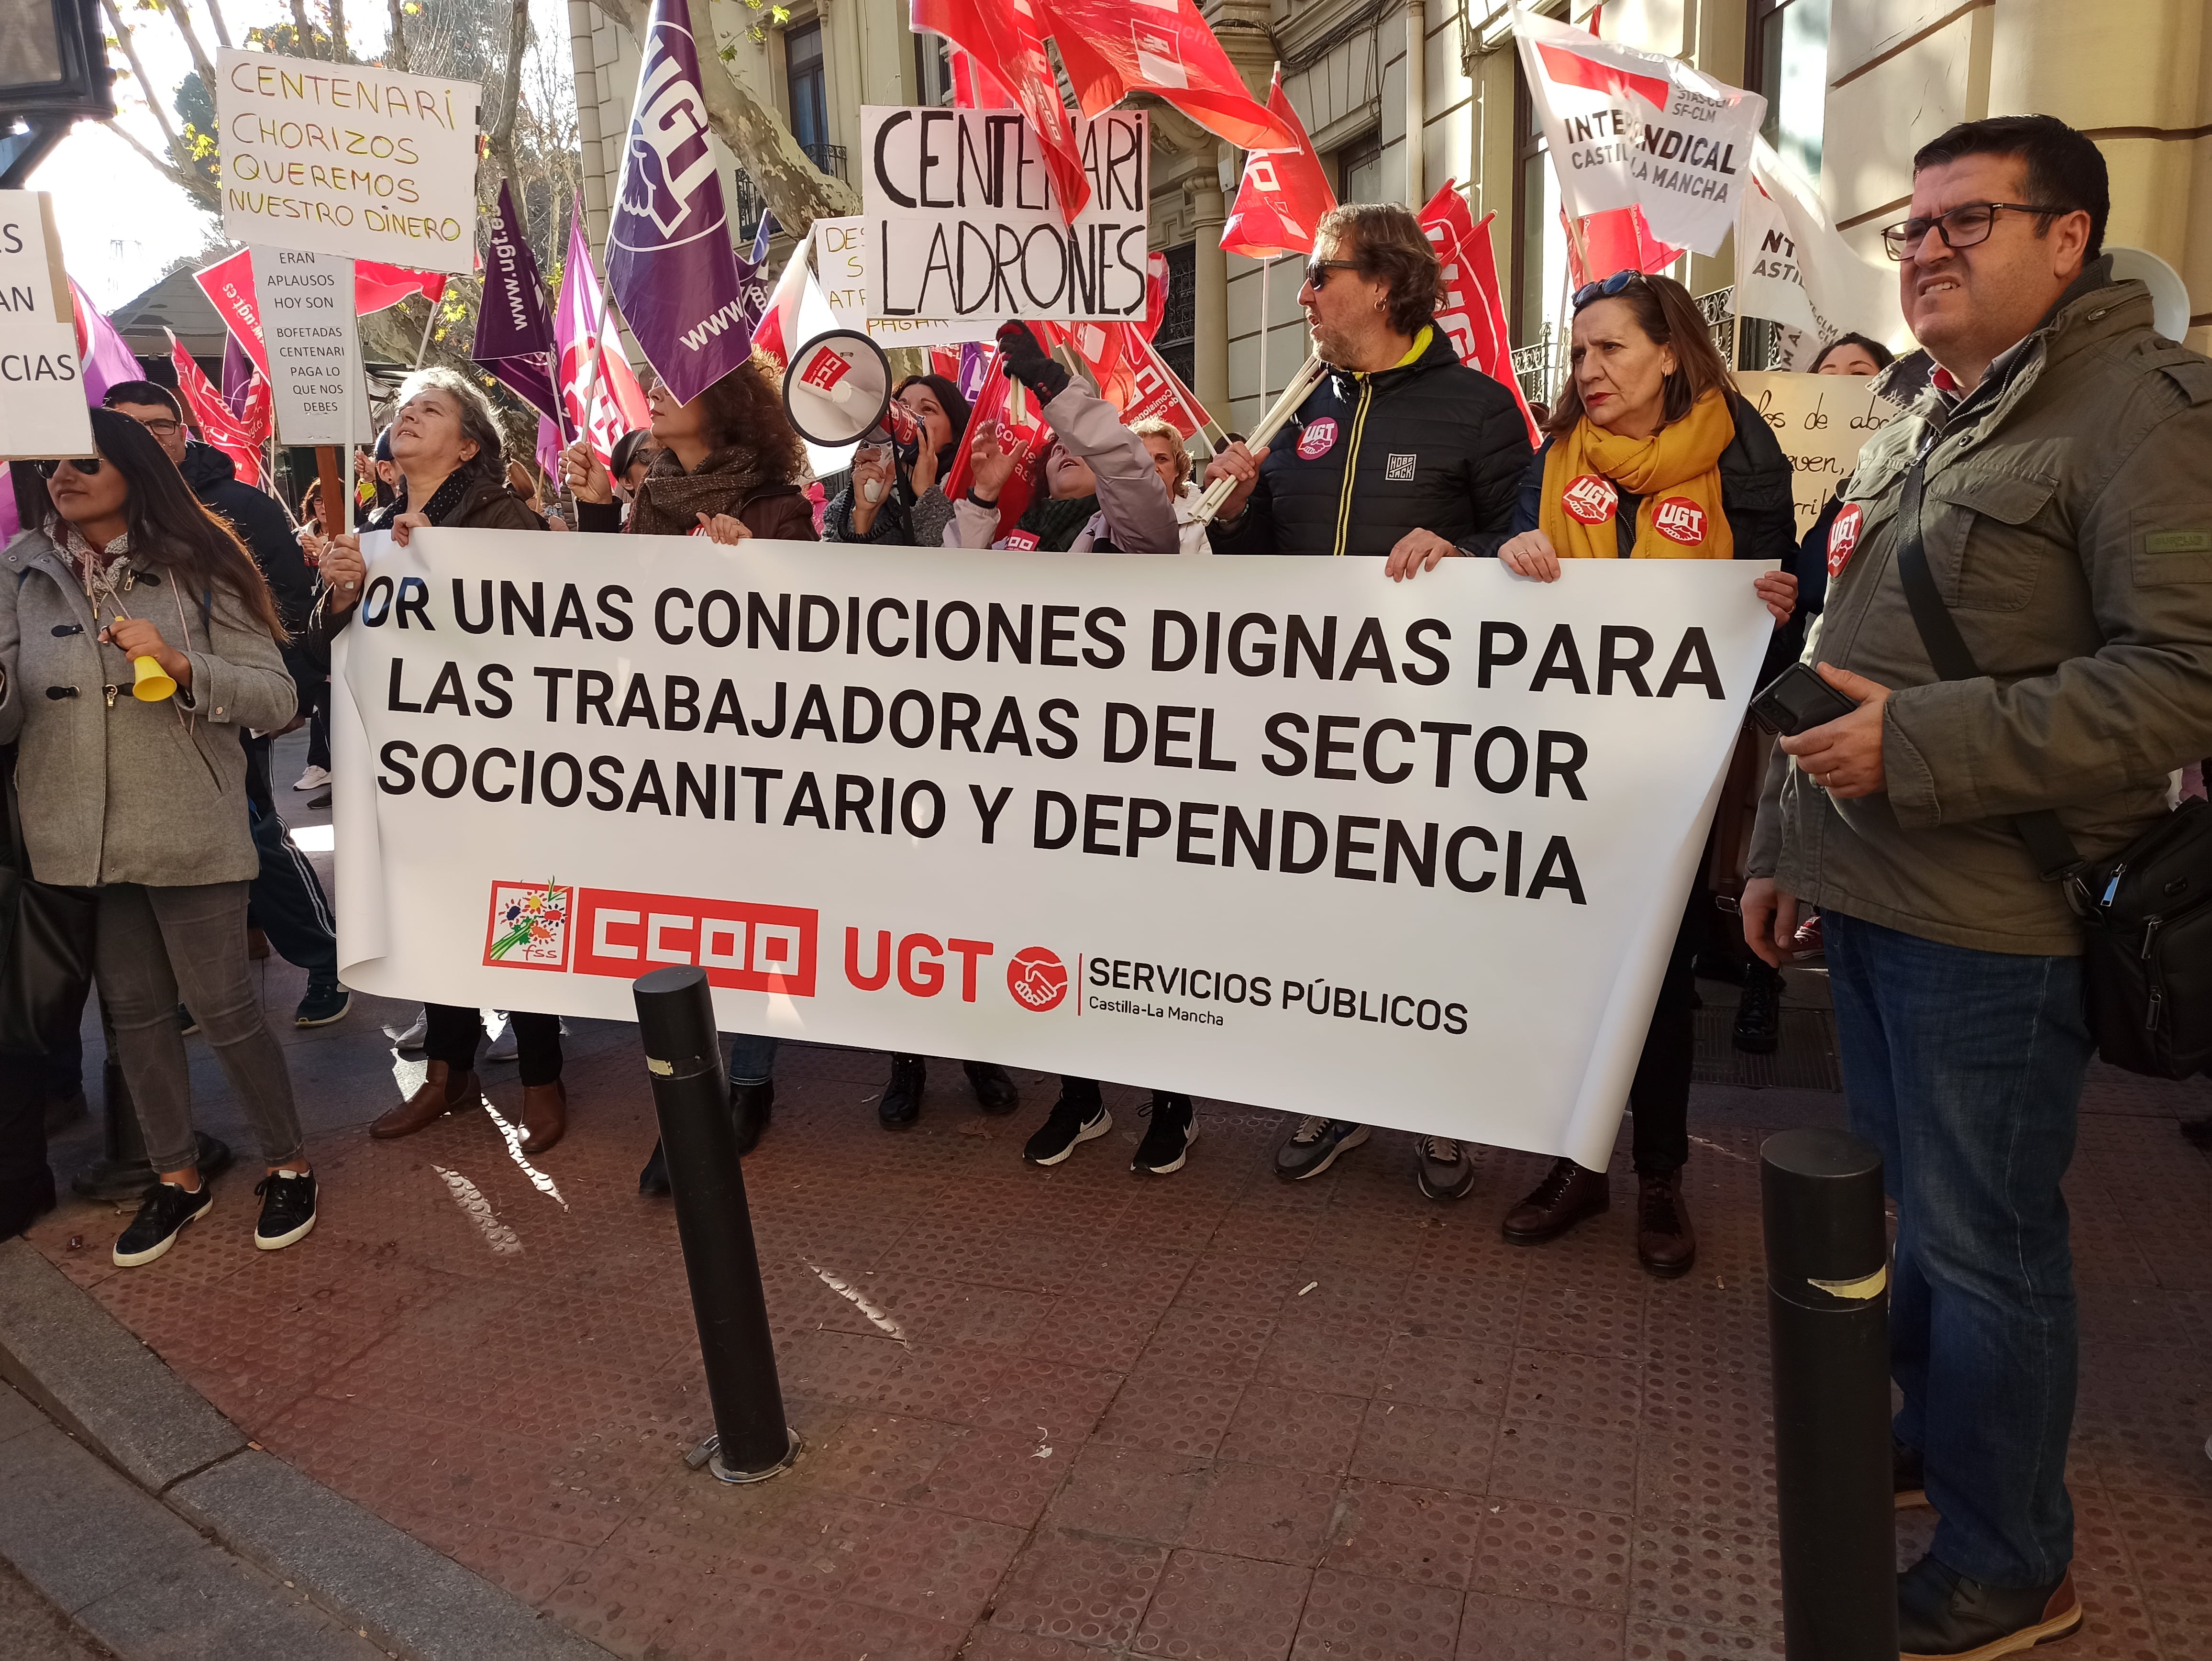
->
[555, 211, 651, 468]
[913, 0, 1091, 216]
[168, 330, 267, 487]
[1531, 39, 1671, 110]
[929, 345, 964, 382]
[193, 250, 267, 378]
[1417, 185, 1539, 448]
[1220, 66, 1336, 259]
[1562, 205, 1682, 290]
[1135, 252, 1171, 342]
[355, 262, 448, 316]
[1057, 319, 1212, 440]
[950, 46, 1014, 109]
[1047, 0, 1294, 153]
[940, 349, 1050, 542]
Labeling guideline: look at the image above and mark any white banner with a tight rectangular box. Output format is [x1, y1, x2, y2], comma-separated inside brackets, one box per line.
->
[861, 107, 1149, 323]
[1734, 369, 1904, 535]
[251, 247, 369, 446]
[0, 191, 93, 461]
[1512, 7, 1763, 257]
[217, 48, 482, 272]
[333, 535, 1774, 1169]
[813, 216, 997, 349]
[1736, 139, 1907, 352]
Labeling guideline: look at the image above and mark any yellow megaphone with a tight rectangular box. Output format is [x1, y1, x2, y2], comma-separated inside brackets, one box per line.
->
[130, 655, 176, 702]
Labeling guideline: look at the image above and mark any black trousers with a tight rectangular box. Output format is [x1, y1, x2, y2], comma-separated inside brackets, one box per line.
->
[1623, 886, 1702, 1176]
[245, 797, 338, 986]
[0, 1049, 57, 1238]
[423, 1004, 562, 1086]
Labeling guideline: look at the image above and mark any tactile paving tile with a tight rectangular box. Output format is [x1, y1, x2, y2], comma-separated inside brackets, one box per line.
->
[1348, 1398, 1495, 1491]
[1179, 1460, 1341, 1567]
[1253, 1312, 1394, 1397]
[1504, 1348, 1644, 1436]
[1131, 1548, 1309, 1660]
[1373, 1334, 1514, 1417]
[1217, 1383, 1369, 1474]
[1622, 1616, 1785, 1660]
[908, 1423, 1072, 1528]
[2109, 1488, 2212, 1654]
[985, 1527, 1167, 1647]
[1472, 1501, 1634, 1613]
[1134, 1303, 1280, 1382]
[1322, 1479, 1487, 1590]
[1289, 1567, 1463, 1660]
[1457, 1592, 1626, 1659]
[1094, 1367, 1250, 1460]
[1041, 1441, 1209, 1544]
[1488, 1421, 1640, 1516]
[1628, 1513, 1780, 1636]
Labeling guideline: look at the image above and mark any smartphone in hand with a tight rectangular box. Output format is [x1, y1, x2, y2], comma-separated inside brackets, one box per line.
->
[1749, 662, 1860, 737]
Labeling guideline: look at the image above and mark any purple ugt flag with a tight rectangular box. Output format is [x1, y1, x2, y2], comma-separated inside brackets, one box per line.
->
[471, 179, 564, 427]
[606, 0, 752, 406]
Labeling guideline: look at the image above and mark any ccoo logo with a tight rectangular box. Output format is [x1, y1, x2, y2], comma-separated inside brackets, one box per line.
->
[1007, 947, 1069, 1012]
[614, 21, 724, 248]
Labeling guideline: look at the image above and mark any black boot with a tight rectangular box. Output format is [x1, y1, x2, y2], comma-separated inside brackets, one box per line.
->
[879, 1055, 925, 1129]
[732, 1078, 774, 1155]
[1733, 960, 1782, 1054]
[963, 1061, 1020, 1115]
[1898, 1555, 2081, 1658]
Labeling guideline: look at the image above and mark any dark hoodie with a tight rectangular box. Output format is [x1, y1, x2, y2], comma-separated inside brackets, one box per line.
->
[179, 440, 316, 632]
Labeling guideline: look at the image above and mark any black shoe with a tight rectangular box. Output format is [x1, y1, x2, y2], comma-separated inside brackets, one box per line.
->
[640, 1138, 670, 1196]
[1501, 1156, 1609, 1244]
[1131, 1094, 1195, 1174]
[1691, 949, 1747, 986]
[1024, 1093, 1112, 1166]
[254, 1170, 318, 1251]
[879, 1055, 925, 1129]
[1414, 1135, 1474, 1200]
[1273, 1117, 1369, 1181]
[964, 1060, 1021, 1115]
[295, 982, 351, 1028]
[113, 1179, 214, 1266]
[1898, 1554, 2081, 1659]
[732, 1078, 774, 1155]
[1733, 962, 1782, 1054]
[1896, 1440, 1929, 1510]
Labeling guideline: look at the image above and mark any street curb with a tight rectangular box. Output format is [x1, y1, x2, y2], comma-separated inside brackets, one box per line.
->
[0, 1239, 615, 1661]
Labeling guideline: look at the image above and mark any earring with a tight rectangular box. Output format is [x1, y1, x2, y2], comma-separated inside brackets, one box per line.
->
[1374, 299, 1385, 311]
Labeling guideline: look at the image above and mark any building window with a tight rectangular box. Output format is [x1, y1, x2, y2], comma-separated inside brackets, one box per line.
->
[914, 31, 954, 105]
[1511, 58, 1569, 384]
[1750, 0, 1829, 183]
[1338, 132, 1382, 206]
[1154, 243, 1197, 396]
[786, 21, 828, 156]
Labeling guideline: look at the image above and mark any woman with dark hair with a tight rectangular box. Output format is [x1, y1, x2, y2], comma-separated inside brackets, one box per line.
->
[317, 368, 573, 1156]
[1806, 332, 1895, 377]
[560, 352, 814, 1191]
[825, 374, 972, 549]
[1, 409, 316, 1265]
[1489, 269, 1797, 1277]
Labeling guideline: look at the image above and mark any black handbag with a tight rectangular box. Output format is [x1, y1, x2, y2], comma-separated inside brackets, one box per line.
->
[0, 753, 99, 1057]
[1894, 458, 2212, 1078]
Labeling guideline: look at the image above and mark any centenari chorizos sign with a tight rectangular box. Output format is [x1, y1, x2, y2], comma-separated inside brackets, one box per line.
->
[216, 48, 483, 273]
[332, 536, 1775, 1166]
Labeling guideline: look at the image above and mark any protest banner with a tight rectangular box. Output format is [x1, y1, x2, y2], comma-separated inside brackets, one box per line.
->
[251, 245, 370, 445]
[814, 216, 996, 349]
[332, 537, 1774, 1167]
[1736, 139, 1906, 352]
[0, 190, 94, 460]
[863, 107, 1150, 323]
[1733, 369, 1904, 534]
[216, 48, 482, 272]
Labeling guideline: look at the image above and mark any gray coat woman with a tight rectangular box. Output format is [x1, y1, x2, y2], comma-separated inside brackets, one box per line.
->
[0, 410, 314, 1268]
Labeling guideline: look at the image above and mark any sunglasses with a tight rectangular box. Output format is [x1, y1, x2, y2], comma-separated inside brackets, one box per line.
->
[1572, 269, 1647, 310]
[1304, 259, 1360, 290]
[34, 457, 103, 479]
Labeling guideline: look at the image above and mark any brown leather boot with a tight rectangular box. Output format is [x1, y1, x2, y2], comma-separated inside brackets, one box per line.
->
[371, 1063, 477, 1140]
[520, 1080, 568, 1156]
[1501, 1156, 1608, 1244]
[1636, 1171, 1697, 1278]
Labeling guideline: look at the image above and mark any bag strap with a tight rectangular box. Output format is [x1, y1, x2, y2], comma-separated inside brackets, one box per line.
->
[1892, 454, 2085, 883]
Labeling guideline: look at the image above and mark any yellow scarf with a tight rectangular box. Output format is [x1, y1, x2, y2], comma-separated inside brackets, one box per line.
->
[1538, 388, 1736, 560]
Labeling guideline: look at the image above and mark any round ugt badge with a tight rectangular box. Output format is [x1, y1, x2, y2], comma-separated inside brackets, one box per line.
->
[1828, 502, 1865, 577]
[1561, 474, 1617, 523]
[1652, 496, 1707, 546]
[1296, 417, 1338, 461]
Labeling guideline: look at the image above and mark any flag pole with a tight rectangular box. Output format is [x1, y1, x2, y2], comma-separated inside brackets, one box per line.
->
[1260, 255, 1271, 408]
[413, 292, 438, 367]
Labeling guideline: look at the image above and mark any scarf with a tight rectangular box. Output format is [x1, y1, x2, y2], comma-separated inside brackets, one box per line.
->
[1015, 492, 1099, 554]
[56, 520, 133, 606]
[377, 468, 473, 530]
[627, 444, 773, 538]
[1538, 387, 1736, 560]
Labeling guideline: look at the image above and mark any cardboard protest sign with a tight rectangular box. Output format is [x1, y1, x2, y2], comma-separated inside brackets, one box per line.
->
[0, 190, 94, 460]
[862, 107, 1149, 323]
[813, 217, 995, 349]
[1733, 370, 1904, 534]
[333, 536, 1773, 1168]
[251, 246, 370, 446]
[217, 49, 481, 272]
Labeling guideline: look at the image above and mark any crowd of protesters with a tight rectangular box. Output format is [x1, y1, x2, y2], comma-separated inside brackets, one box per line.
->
[3, 107, 2211, 1660]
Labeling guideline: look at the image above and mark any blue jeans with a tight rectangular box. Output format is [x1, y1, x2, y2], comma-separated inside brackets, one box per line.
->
[729, 1033, 777, 1086]
[1825, 911, 2090, 1588]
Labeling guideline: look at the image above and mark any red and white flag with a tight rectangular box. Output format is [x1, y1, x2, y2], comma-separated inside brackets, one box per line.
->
[194, 249, 448, 374]
[1056, 320, 1212, 441]
[1220, 66, 1336, 260]
[1562, 205, 1681, 290]
[1417, 184, 1538, 448]
[555, 212, 651, 468]
[354, 262, 448, 317]
[913, 0, 1089, 215]
[167, 329, 269, 487]
[941, 348, 1052, 542]
[1048, 0, 1294, 154]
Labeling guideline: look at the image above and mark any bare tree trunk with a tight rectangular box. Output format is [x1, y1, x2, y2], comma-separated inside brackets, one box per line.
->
[100, 0, 206, 194]
[201, 0, 232, 48]
[327, 0, 352, 61]
[384, 0, 410, 71]
[288, 0, 318, 54]
[482, 0, 531, 204]
[163, 0, 219, 92]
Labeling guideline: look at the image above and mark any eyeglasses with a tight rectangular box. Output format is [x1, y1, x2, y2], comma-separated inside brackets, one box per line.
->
[34, 457, 103, 478]
[1880, 202, 2066, 260]
[1572, 269, 1646, 310]
[1303, 259, 1359, 290]
[130, 418, 182, 437]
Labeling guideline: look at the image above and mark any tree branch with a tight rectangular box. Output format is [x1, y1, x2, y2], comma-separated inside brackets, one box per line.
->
[200, 0, 231, 47]
[383, 0, 409, 70]
[101, 0, 190, 159]
[161, 0, 220, 93]
[484, 0, 529, 189]
[104, 118, 221, 210]
[327, 0, 352, 61]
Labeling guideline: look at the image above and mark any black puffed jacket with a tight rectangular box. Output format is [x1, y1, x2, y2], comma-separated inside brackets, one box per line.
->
[1206, 326, 1533, 557]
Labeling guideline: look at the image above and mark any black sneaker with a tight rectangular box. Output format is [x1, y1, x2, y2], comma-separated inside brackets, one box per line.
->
[1414, 1136, 1474, 1200]
[112, 1180, 214, 1266]
[1733, 962, 1781, 1054]
[1131, 1094, 1196, 1174]
[1024, 1093, 1112, 1166]
[879, 1055, 925, 1129]
[295, 982, 351, 1028]
[1898, 1554, 2081, 1659]
[964, 1061, 1021, 1115]
[1273, 1117, 1369, 1181]
[254, 1170, 318, 1251]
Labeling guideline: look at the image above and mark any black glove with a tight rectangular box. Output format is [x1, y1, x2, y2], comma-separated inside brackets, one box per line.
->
[996, 321, 1070, 401]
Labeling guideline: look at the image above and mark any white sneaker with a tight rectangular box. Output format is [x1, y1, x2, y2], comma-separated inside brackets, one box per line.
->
[293, 764, 332, 791]
[387, 1006, 429, 1049]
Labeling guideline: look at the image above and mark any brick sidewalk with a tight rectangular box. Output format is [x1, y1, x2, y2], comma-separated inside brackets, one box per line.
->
[22, 995, 2212, 1661]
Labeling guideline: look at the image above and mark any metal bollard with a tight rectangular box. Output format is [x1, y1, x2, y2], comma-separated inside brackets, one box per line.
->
[1761, 1127, 1897, 1659]
[632, 964, 797, 1484]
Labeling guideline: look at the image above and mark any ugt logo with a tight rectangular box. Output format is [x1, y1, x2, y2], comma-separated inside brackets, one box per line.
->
[617, 21, 722, 245]
[1653, 496, 1708, 545]
[1561, 474, 1616, 523]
